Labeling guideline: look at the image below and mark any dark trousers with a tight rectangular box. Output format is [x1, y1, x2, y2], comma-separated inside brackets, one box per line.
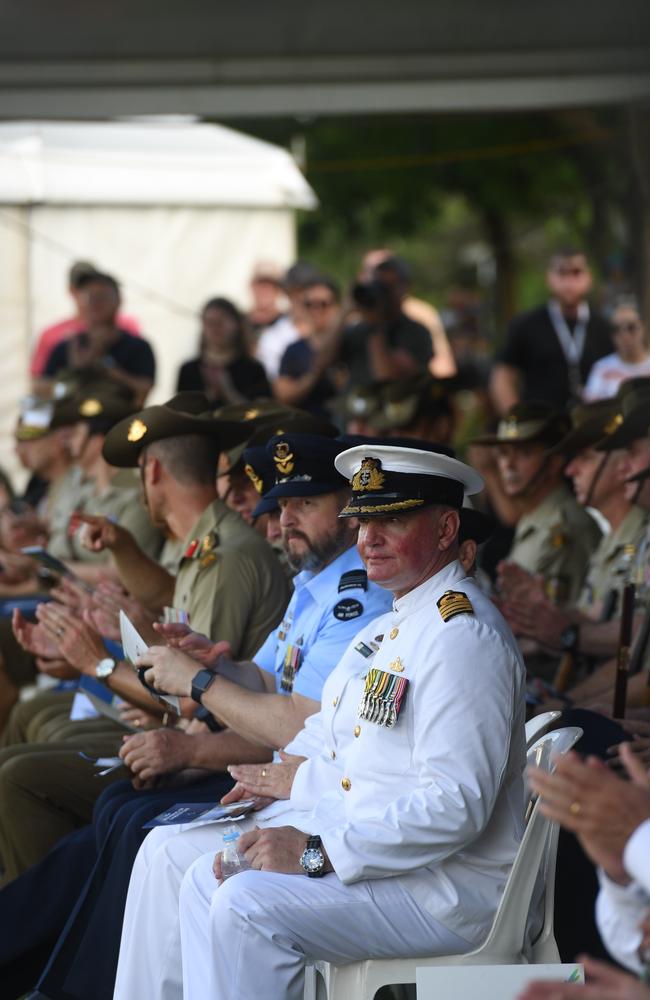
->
[1, 774, 232, 1000]
[553, 708, 632, 963]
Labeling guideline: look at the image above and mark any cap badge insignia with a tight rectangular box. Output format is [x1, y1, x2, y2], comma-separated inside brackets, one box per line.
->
[503, 418, 520, 439]
[79, 398, 102, 417]
[437, 590, 474, 622]
[244, 408, 260, 421]
[274, 441, 294, 475]
[604, 413, 623, 435]
[244, 463, 264, 494]
[352, 457, 385, 492]
[127, 419, 147, 443]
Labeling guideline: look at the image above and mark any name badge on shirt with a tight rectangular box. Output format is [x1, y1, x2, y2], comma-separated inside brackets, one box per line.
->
[358, 668, 409, 728]
[280, 644, 303, 692]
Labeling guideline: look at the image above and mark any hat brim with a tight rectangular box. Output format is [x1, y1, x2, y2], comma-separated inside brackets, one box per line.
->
[102, 406, 250, 467]
[252, 495, 280, 519]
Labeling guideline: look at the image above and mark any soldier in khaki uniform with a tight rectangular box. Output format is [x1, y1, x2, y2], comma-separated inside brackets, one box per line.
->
[0, 396, 291, 879]
[500, 385, 650, 698]
[473, 402, 601, 606]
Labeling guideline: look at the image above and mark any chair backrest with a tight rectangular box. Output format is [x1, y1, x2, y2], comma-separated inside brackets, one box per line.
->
[525, 711, 562, 749]
[475, 725, 583, 960]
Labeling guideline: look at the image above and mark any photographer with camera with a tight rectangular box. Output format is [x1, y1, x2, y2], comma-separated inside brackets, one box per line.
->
[340, 256, 433, 388]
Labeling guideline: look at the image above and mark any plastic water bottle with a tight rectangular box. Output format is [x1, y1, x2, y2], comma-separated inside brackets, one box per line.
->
[220, 827, 250, 880]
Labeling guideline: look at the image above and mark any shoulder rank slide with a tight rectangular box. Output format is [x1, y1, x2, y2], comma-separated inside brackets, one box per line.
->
[338, 569, 368, 593]
[437, 589, 474, 623]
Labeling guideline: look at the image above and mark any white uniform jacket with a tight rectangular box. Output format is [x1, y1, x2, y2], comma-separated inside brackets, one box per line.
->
[596, 819, 650, 973]
[261, 558, 527, 945]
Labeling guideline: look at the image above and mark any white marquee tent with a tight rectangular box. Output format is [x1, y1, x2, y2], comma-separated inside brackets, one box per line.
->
[0, 118, 316, 483]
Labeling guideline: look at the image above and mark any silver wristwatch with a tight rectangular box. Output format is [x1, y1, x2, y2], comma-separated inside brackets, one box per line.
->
[95, 657, 117, 681]
[300, 835, 326, 878]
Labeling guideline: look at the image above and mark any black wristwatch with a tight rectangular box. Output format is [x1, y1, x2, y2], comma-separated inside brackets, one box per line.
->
[300, 835, 326, 878]
[190, 668, 217, 705]
[560, 624, 580, 654]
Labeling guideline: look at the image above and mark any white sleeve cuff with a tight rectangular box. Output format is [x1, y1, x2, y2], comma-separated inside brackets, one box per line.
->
[624, 818, 650, 895]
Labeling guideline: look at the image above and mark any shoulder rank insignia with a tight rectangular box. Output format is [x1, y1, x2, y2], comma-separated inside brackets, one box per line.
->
[338, 569, 368, 593]
[437, 590, 474, 622]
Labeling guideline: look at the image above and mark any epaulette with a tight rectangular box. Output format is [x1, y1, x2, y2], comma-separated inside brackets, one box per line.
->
[437, 589, 474, 623]
[338, 569, 368, 593]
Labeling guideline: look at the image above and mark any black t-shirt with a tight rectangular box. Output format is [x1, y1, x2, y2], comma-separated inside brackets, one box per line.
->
[278, 339, 336, 416]
[176, 355, 271, 403]
[497, 304, 612, 406]
[340, 313, 433, 387]
[44, 330, 156, 381]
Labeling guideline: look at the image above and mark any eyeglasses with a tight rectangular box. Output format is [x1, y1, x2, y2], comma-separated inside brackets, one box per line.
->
[613, 321, 641, 334]
[303, 298, 336, 310]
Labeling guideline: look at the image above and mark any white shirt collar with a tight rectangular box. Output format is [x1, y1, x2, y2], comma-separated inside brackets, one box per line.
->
[392, 558, 467, 620]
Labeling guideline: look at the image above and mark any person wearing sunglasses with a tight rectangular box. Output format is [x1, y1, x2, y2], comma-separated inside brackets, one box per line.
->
[584, 298, 650, 401]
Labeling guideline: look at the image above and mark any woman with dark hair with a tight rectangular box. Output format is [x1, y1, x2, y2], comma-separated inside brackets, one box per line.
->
[176, 297, 271, 405]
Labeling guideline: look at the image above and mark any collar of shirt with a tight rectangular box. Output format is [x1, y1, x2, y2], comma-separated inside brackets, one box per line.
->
[292, 544, 365, 605]
[179, 497, 229, 557]
[515, 483, 568, 540]
[391, 558, 467, 622]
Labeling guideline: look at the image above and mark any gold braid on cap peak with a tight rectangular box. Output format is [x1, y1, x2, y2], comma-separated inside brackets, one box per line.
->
[351, 457, 386, 492]
[341, 497, 425, 515]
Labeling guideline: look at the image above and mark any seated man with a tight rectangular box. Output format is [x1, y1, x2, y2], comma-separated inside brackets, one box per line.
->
[472, 402, 601, 607]
[503, 384, 650, 704]
[113, 441, 526, 1000]
[0, 432, 391, 1000]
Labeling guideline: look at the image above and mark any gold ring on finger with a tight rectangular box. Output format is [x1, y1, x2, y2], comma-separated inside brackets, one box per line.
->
[261, 768, 267, 778]
[569, 801, 581, 816]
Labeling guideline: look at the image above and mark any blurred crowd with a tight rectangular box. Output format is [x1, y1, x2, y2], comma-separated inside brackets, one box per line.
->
[0, 244, 648, 998]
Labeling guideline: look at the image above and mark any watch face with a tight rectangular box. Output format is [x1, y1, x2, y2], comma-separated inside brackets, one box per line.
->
[301, 847, 324, 873]
[96, 658, 116, 679]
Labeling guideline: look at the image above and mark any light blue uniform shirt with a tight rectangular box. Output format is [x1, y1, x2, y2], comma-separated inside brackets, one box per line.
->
[254, 545, 392, 702]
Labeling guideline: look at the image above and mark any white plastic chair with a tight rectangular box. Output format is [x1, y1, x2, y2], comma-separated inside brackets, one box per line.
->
[309, 726, 583, 1000]
[525, 710, 562, 749]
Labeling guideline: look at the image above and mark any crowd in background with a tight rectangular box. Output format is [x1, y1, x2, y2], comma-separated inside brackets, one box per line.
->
[0, 243, 649, 998]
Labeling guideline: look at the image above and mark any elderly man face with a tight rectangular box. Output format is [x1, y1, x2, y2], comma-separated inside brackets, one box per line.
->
[357, 505, 460, 598]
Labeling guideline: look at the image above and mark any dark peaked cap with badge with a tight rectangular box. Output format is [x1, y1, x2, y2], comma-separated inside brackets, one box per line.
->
[101, 392, 251, 467]
[335, 443, 483, 517]
[265, 433, 349, 498]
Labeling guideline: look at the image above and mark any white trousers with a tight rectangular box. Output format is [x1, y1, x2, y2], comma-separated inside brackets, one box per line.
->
[114, 821, 226, 1000]
[114, 819, 469, 1000]
[180, 853, 468, 1000]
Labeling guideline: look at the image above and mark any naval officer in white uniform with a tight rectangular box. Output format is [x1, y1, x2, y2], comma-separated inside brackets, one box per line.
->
[117, 442, 527, 1000]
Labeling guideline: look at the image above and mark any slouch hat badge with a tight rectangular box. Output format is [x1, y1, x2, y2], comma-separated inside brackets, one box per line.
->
[127, 418, 147, 442]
